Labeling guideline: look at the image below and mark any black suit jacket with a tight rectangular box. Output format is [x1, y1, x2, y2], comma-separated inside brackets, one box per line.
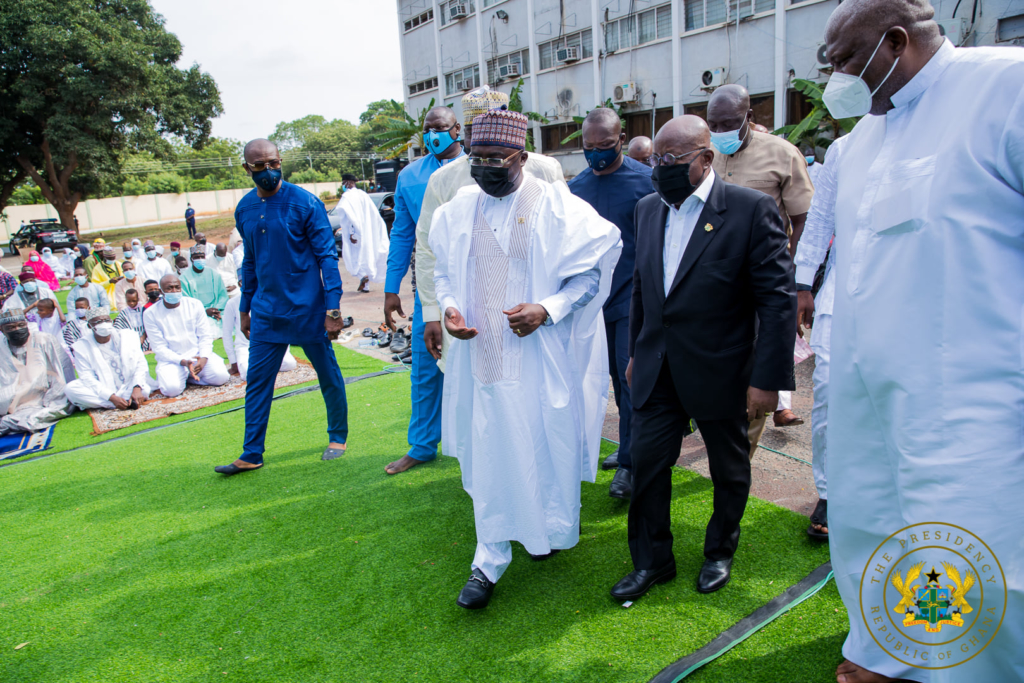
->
[629, 176, 797, 419]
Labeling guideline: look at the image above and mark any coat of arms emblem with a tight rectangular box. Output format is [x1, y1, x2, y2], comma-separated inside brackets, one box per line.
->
[891, 562, 975, 633]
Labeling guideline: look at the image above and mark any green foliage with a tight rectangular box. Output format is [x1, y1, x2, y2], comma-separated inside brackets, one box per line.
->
[269, 115, 328, 152]
[561, 100, 627, 145]
[772, 79, 859, 153]
[0, 0, 222, 227]
[144, 172, 186, 195]
[507, 79, 549, 152]
[360, 99, 405, 126]
[7, 183, 44, 206]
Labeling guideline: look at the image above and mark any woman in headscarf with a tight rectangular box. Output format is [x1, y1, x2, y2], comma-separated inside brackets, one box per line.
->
[58, 248, 76, 277]
[24, 250, 60, 291]
[74, 244, 90, 272]
[40, 247, 68, 278]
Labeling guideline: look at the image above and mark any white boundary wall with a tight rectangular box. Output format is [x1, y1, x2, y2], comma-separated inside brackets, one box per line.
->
[0, 181, 342, 240]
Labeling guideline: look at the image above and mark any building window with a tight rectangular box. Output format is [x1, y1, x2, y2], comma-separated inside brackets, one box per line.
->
[487, 49, 530, 84]
[538, 29, 594, 70]
[604, 4, 672, 52]
[408, 76, 439, 96]
[685, 0, 773, 31]
[440, 0, 477, 26]
[541, 123, 581, 152]
[482, 0, 506, 6]
[445, 65, 481, 96]
[625, 107, 674, 141]
[403, 8, 434, 32]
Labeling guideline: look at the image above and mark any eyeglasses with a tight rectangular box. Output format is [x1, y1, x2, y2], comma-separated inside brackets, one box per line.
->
[246, 158, 282, 172]
[649, 147, 708, 168]
[468, 150, 522, 168]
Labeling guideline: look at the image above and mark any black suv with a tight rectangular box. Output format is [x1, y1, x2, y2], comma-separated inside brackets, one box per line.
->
[7, 219, 79, 255]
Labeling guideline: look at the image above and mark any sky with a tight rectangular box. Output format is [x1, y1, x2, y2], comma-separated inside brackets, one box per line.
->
[151, 0, 405, 143]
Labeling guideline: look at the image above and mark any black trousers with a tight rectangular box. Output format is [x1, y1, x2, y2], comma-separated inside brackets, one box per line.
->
[627, 360, 751, 570]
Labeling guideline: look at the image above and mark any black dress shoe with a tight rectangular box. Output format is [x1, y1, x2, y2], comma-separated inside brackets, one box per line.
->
[456, 569, 494, 609]
[214, 463, 263, 475]
[696, 558, 733, 594]
[610, 562, 677, 601]
[529, 549, 561, 561]
[609, 468, 632, 499]
[601, 450, 619, 470]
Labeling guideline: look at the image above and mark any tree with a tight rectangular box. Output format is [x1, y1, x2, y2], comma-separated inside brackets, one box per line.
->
[269, 115, 328, 152]
[0, 0, 222, 229]
[773, 79, 858, 153]
[508, 79, 549, 152]
[360, 100, 405, 126]
[373, 99, 437, 159]
[561, 100, 626, 146]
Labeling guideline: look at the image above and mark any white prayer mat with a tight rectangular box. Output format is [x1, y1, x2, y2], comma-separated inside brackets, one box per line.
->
[87, 361, 318, 434]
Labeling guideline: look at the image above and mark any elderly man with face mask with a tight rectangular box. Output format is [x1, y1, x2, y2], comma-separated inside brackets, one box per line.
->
[814, 2, 1024, 682]
[430, 108, 621, 609]
[65, 307, 152, 411]
[135, 240, 172, 283]
[180, 245, 228, 327]
[0, 308, 75, 434]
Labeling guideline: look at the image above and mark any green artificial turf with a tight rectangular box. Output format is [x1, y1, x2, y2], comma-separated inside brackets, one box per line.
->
[0, 365, 849, 683]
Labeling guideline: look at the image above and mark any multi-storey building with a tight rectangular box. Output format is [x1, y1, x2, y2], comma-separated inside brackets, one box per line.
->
[396, 0, 1023, 176]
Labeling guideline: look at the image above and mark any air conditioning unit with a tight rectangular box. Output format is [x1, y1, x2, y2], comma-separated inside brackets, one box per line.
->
[449, 3, 468, 21]
[936, 18, 968, 44]
[498, 63, 520, 79]
[815, 43, 831, 69]
[556, 46, 580, 63]
[456, 80, 472, 91]
[700, 67, 726, 90]
[612, 82, 636, 104]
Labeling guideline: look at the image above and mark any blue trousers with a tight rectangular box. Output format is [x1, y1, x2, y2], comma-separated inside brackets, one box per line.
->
[240, 339, 348, 464]
[407, 291, 443, 461]
[606, 315, 633, 470]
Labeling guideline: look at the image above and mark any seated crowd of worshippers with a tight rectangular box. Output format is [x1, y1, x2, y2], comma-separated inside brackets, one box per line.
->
[0, 229, 291, 437]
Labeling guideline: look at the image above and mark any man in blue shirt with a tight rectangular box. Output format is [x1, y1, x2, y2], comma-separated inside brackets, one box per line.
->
[381, 106, 464, 475]
[567, 108, 653, 499]
[213, 139, 349, 475]
[185, 203, 196, 240]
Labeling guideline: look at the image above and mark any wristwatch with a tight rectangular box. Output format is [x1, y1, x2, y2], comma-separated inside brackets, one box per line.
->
[326, 309, 342, 320]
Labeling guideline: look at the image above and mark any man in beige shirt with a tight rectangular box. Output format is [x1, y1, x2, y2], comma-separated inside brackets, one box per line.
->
[708, 84, 813, 436]
[415, 89, 566, 371]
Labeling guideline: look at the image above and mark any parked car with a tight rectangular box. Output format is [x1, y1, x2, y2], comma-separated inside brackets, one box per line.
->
[329, 192, 396, 255]
[6, 218, 79, 256]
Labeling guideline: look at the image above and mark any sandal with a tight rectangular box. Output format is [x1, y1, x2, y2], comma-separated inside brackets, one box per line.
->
[342, 316, 354, 329]
[807, 498, 828, 541]
[362, 327, 374, 337]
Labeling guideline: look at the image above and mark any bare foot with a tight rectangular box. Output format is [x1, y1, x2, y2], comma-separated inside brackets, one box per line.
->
[836, 660, 898, 683]
[385, 455, 426, 475]
[229, 459, 262, 470]
[812, 523, 829, 535]
[774, 409, 805, 427]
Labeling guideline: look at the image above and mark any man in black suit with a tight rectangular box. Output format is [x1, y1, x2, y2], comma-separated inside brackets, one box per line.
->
[610, 115, 796, 600]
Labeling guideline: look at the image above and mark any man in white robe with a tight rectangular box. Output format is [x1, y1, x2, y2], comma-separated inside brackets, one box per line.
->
[430, 109, 621, 609]
[0, 309, 75, 434]
[334, 173, 389, 292]
[221, 295, 296, 380]
[144, 274, 230, 398]
[213, 243, 241, 299]
[65, 307, 152, 410]
[135, 240, 172, 284]
[821, 2, 1024, 681]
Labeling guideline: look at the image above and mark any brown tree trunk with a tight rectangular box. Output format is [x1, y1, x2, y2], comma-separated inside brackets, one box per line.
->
[16, 140, 81, 233]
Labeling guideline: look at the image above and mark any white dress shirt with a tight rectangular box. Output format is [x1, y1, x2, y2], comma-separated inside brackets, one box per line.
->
[663, 168, 716, 294]
[794, 135, 847, 316]
[143, 296, 216, 366]
[135, 255, 173, 285]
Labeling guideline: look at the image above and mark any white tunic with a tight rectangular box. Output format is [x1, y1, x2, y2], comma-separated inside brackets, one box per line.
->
[135, 255, 173, 284]
[431, 178, 621, 554]
[829, 40, 1024, 681]
[143, 296, 217, 367]
[334, 188, 389, 281]
[69, 329, 152, 401]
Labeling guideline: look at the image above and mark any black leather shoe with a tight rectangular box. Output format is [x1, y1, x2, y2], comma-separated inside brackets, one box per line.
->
[529, 549, 561, 561]
[609, 468, 632, 499]
[696, 558, 733, 594]
[610, 562, 676, 601]
[214, 463, 263, 475]
[456, 569, 494, 609]
[601, 450, 619, 470]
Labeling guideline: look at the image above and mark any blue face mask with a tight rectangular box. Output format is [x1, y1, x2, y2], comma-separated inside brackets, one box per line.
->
[424, 126, 460, 156]
[124, 270, 136, 280]
[710, 126, 745, 156]
[192, 261, 205, 272]
[805, 155, 816, 165]
[29, 255, 39, 262]
[163, 291, 182, 305]
[583, 142, 622, 172]
[22, 281, 37, 293]
[251, 167, 282, 192]
[74, 275, 88, 286]
[171, 250, 179, 258]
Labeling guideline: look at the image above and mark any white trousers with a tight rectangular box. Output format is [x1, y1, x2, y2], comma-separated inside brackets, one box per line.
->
[65, 379, 153, 410]
[472, 542, 513, 583]
[810, 313, 831, 500]
[236, 345, 297, 381]
[156, 356, 230, 398]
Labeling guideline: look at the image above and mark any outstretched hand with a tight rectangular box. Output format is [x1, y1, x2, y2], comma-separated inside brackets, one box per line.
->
[444, 307, 477, 340]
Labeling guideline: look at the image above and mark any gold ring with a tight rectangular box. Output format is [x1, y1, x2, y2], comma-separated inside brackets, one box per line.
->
[515, 329, 521, 335]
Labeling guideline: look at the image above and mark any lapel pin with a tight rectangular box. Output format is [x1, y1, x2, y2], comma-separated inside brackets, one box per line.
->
[704, 223, 714, 232]
[518, 216, 525, 224]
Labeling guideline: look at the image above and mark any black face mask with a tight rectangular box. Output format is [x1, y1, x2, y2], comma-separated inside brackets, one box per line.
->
[5, 328, 30, 347]
[470, 161, 521, 198]
[651, 162, 705, 206]
[147, 290, 161, 302]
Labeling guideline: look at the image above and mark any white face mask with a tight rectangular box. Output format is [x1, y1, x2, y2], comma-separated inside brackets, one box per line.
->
[822, 31, 901, 119]
[93, 322, 115, 337]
